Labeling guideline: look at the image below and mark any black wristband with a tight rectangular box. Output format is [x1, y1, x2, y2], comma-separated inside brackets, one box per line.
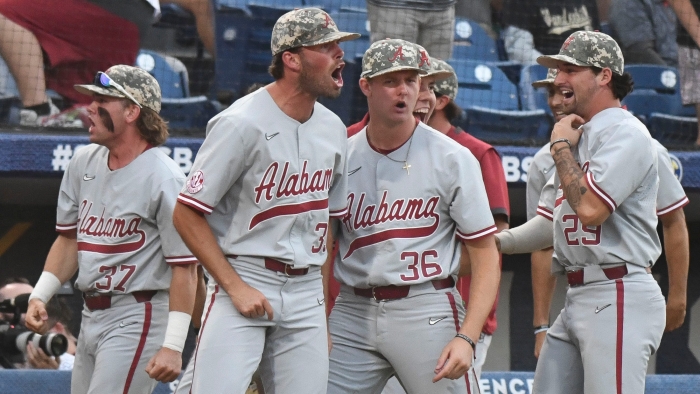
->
[550, 138, 571, 151]
[455, 333, 477, 352]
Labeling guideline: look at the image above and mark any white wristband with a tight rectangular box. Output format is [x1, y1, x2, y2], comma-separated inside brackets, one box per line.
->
[29, 271, 62, 304]
[162, 311, 191, 352]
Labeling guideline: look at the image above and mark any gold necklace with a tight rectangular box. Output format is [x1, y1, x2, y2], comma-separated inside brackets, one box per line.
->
[381, 131, 415, 175]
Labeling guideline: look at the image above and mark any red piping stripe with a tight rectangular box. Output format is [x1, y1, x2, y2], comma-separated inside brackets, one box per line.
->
[616, 279, 624, 394]
[123, 301, 152, 394]
[446, 293, 472, 394]
[189, 285, 219, 394]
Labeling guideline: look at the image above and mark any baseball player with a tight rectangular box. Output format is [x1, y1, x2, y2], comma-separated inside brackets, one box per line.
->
[172, 8, 357, 394]
[426, 58, 510, 380]
[326, 38, 500, 394]
[496, 31, 667, 393]
[525, 69, 690, 359]
[25, 65, 198, 394]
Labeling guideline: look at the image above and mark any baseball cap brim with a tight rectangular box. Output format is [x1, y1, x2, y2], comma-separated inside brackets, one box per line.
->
[362, 65, 427, 79]
[424, 69, 454, 79]
[537, 54, 589, 70]
[74, 84, 127, 99]
[531, 78, 554, 88]
[275, 31, 362, 55]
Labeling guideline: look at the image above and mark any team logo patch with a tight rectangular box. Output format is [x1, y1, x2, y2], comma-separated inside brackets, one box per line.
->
[668, 154, 683, 182]
[187, 170, 205, 194]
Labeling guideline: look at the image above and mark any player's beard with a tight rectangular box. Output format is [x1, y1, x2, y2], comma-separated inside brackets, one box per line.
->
[97, 107, 115, 133]
[299, 56, 341, 100]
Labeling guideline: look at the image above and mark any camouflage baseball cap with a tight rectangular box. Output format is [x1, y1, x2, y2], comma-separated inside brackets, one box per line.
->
[74, 65, 161, 113]
[361, 39, 427, 78]
[431, 58, 458, 100]
[537, 31, 624, 76]
[532, 68, 558, 88]
[414, 45, 453, 79]
[271, 8, 360, 56]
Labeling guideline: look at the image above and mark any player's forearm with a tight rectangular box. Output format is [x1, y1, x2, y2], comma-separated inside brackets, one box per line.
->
[168, 264, 198, 314]
[173, 203, 247, 293]
[496, 215, 553, 254]
[44, 233, 79, 284]
[531, 249, 556, 327]
[551, 145, 609, 226]
[459, 217, 507, 276]
[460, 236, 500, 340]
[321, 222, 335, 318]
[661, 209, 689, 305]
[191, 266, 206, 329]
[669, 0, 700, 47]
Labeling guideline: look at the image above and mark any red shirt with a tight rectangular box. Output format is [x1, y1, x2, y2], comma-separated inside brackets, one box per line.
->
[346, 113, 369, 138]
[448, 125, 510, 335]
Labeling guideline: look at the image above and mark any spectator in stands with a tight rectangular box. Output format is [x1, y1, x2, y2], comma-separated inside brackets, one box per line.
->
[0, 0, 157, 126]
[500, 0, 599, 64]
[426, 59, 509, 382]
[609, 0, 678, 66]
[161, 0, 215, 57]
[455, 0, 498, 39]
[668, 0, 700, 146]
[366, 0, 456, 60]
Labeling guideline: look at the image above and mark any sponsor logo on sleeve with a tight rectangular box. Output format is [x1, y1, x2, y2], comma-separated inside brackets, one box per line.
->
[187, 170, 204, 194]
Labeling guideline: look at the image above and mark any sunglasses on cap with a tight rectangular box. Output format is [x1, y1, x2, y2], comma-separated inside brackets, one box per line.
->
[93, 72, 142, 108]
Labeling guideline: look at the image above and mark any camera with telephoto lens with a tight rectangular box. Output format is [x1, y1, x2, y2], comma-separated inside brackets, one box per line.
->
[0, 293, 68, 368]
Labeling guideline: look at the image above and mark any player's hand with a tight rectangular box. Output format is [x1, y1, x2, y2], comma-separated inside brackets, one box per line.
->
[25, 298, 51, 334]
[494, 234, 501, 252]
[534, 331, 547, 359]
[228, 283, 274, 320]
[551, 114, 585, 150]
[26, 342, 60, 369]
[327, 328, 333, 355]
[146, 347, 182, 383]
[432, 337, 474, 382]
[665, 299, 686, 332]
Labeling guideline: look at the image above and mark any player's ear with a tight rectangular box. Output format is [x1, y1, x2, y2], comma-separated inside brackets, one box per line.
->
[125, 103, 141, 124]
[597, 68, 613, 87]
[435, 95, 450, 111]
[359, 77, 371, 97]
[282, 50, 302, 73]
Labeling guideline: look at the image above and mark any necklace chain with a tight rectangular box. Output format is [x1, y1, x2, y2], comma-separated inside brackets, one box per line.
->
[382, 131, 414, 175]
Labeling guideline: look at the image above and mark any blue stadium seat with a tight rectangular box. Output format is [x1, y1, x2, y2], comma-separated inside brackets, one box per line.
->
[452, 18, 499, 62]
[216, 0, 251, 14]
[519, 64, 549, 113]
[160, 96, 222, 129]
[648, 113, 698, 146]
[213, 5, 252, 97]
[136, 50, 189, 99]
[449, 59, 519, 110]
[622, 65, 696, 121]
[332, 11, 370, 60]
[323, 0, 367, 13]
[462, 106, 551, 143]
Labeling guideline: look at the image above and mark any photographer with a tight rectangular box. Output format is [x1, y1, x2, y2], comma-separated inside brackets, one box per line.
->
[0, 277, 76, 370]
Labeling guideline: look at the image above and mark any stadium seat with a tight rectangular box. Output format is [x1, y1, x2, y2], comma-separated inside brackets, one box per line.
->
[213, 5, 252, 97]
[648, 113, 698, 146]
[322, 0, 367, 13]
[136, 50, 190, 99]
[160, 96, 222, 129]
[332, 11, 370, 60]
[622, 65, 693, 121]
[449, 59, 519, 111]
[462, 106, 551, 144]
[518, 64, 549, 113]
[452, 18, 499, 62]
[216, 0, 251, 14]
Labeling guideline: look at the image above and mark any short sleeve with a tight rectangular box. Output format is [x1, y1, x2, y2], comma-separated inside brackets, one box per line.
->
[536, 173, 557, 221]
[155, 176, 197, 265]
[584, 126, 655, 212]
[56, 155, 81, 233]
[526, 147, 554, 220]
[656, 147, 688, 215]
[328, 136, 349, 218]
[479, 148, 510, 220]
[177, 116, 247, 214]
[451, 150, 497, 241]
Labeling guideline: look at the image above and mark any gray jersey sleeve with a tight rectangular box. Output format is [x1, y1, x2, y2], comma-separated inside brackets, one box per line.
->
[154, 175, 197, 265]
[328, 135, 349, 218]
[536, 172, 557, 221]
[583, 123, 656, 212]
[451, 147, 497, 240]
[654, 141, 688, 215]
[56, 147, 86, 232]
[526, 144, 555, 220]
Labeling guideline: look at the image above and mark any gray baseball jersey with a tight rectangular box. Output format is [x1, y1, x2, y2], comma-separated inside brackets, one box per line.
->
[526, 144, 555, 221]
[536, 108, 661, 271]
[56, 144, 196, 293]
[177, 88, 348, 267]
[334, 123, 496, 288]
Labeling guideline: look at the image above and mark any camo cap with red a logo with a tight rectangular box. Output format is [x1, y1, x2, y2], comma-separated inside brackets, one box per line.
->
[361, 39, 428, 79]
[537, 31, 624, 76]
[271, 7, 360, 55]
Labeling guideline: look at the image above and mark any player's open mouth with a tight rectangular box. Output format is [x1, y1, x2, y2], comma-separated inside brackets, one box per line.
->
[332, 64, 344, 87]
[396, 101, 407, 110]
[561, 89, 574, 99]
[413, 107, 428, 122]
